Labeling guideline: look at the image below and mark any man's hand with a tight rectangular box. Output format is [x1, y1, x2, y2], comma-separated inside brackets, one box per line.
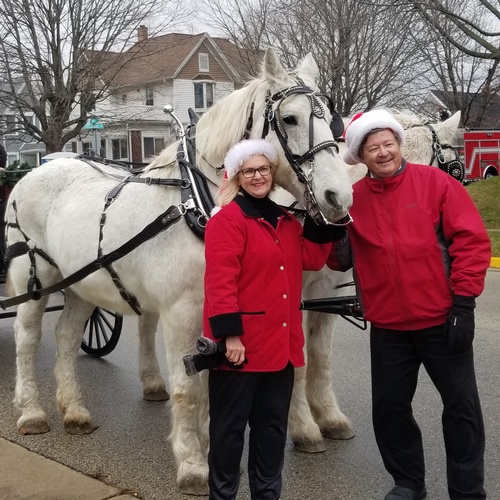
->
[446, 295, 476, 353]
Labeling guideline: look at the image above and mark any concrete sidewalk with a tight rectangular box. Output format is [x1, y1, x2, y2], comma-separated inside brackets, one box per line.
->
[0, 438, 140, 500]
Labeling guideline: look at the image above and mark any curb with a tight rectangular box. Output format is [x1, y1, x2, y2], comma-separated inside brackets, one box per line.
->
[491, 257, 500, 269]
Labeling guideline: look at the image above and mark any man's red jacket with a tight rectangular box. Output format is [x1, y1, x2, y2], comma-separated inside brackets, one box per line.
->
[328, 161, 491, 330]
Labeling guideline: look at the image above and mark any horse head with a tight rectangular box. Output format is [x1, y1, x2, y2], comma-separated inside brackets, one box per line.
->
[394, 110, 461, 166]
[195, 48, 352, 224]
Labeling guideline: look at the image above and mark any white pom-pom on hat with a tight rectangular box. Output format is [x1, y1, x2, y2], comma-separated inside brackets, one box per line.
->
[342, 109, 405, 165]
[224, 139, 278, 180]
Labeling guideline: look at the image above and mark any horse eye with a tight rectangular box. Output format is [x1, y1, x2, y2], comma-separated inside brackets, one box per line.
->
[282, 115, 297, 125]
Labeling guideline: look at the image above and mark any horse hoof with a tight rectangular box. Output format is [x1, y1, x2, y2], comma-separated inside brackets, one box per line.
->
[64, 421, 98, 435]
[293, 439, 327, 453]
[322, 425, 355, 440]
[18, 420, 50, 435]
[143, 389, 170, 401]
[179, 477, 209, 496]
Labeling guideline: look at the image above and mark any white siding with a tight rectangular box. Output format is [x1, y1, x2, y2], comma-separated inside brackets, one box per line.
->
[72, 77, 236, 159]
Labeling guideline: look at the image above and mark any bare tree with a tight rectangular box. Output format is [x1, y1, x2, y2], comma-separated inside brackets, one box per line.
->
[0, 0, 191, 153]
[202, 0, 428, 115]
[395, 0, 500, 126]
[199, 0, 276, 76]
[384, 0, 500, 59]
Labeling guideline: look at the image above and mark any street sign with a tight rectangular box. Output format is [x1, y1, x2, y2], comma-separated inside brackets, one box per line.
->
[83, 117, 104, 130]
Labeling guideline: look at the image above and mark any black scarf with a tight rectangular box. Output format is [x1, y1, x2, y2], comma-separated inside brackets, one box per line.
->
[241, 190, 283, 229]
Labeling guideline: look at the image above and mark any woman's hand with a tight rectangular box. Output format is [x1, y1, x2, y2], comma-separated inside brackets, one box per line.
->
[225, 336, 246, 365]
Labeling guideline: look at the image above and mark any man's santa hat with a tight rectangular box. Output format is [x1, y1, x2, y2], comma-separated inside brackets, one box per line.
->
[342, 109, 405, 165]
[224, 139, 278, 180]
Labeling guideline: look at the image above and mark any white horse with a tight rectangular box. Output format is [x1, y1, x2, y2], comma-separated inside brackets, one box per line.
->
[285, 110, 462, 452]
[5, 48, 353, 495]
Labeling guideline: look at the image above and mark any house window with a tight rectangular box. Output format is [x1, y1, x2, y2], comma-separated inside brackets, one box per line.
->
[28, 114, 40, 129]
[112, 138, 128, 160]
[7, 154, 17, 166]
[23, 154, 37, 167]
[82, 141, 92, 154]
[99, 138, 106, 158]
[145, 86, 154, 106]
[64, 142, 77, 153]
[143, 137, 164, 158]
[199, 53, 209, 72]
[194, 82, 214, 109]
[5, 114, 18, 134]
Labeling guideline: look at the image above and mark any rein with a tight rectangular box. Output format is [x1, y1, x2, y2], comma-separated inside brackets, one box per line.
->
[0, 204, 186, 310]
[2, 81, 351, 311]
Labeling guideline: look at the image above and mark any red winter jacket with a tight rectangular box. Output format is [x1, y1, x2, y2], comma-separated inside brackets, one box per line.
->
[203, 195, 332, 371]
[328, 161, 491, 330]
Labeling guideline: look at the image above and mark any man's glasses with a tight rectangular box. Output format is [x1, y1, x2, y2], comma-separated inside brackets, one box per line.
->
[240, 165, 272, 178]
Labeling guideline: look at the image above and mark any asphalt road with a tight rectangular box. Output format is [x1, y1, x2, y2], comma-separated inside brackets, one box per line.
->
[0, 270, 499, 500]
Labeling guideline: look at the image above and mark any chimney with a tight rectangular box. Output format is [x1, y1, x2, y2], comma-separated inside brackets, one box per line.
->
[137, 25, 148, 42]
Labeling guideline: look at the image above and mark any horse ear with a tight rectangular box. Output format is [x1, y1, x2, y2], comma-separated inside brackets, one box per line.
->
[436, 111, 461, 143]
[296, 53, 319, 83]
[262, 48, 287, 87]
[446, 111, 461, 128]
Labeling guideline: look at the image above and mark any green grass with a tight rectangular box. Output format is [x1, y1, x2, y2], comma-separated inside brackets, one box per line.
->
[466, 176, 500, 257]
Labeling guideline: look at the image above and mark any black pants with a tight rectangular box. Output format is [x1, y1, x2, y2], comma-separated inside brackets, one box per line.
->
[370, 324, 486, 499]
[208, 363, 294, 500]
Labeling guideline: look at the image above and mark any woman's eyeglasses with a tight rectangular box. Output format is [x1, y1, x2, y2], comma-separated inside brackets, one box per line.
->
[240, 165, 272, 178]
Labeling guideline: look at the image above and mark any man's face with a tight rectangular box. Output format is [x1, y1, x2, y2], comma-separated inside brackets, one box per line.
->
[360, 129, 403, 178]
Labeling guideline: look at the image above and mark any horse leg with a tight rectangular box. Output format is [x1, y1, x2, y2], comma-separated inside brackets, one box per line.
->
[305, 312, 354, 440]
[54, 289, 98, 434]
[160, 311, 208, 496]
[289, 364, 327, 453]
[197, 369, 210, 460]
[14, 298, 51, 435]
[138, 312, 169, 401]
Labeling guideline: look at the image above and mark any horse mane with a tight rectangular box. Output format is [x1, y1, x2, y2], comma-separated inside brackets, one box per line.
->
[194, 79, 264, 167]
[389, 108, 459, 145]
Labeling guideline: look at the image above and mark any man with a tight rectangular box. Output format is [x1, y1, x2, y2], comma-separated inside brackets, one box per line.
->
[328, 109, 491, 500]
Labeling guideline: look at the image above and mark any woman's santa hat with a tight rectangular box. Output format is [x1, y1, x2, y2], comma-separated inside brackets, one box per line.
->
[342, 109, 405, 165]
[224, 139, 278, 180]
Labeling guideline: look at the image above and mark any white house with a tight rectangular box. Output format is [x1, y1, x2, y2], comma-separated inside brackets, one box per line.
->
[66, 29, 258, 165]
[1, 30, 258, 167]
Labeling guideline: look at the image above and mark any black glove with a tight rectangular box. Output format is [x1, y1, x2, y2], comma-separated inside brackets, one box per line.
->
[183, 337, 248, 376]
[446, 294, 476, 353]
[303, 215, 347, 243]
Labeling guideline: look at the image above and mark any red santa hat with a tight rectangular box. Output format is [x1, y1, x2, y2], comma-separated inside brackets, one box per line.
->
[224, 139, 278, 180]
[342, 109, 405, 165]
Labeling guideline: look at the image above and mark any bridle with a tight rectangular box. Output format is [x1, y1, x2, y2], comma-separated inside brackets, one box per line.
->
[245, 79, 352, 226]
[424, 124, 465, 183]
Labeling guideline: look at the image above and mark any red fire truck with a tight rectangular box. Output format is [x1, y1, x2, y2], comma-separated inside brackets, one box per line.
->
[461, 129, 500, 182]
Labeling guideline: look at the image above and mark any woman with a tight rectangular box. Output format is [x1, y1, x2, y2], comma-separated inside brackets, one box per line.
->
[203, 139, 338, 500]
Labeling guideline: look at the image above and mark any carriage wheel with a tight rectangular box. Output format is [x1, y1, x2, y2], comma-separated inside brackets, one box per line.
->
[80, 307, 123, 357]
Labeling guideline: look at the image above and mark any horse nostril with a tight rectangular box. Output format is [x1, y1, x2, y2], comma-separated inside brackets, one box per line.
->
[325, 190, 341, 210]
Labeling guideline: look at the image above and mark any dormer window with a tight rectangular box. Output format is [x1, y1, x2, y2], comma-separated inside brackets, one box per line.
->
[145, 86, 154, 106]
[199, 53, 209, 73]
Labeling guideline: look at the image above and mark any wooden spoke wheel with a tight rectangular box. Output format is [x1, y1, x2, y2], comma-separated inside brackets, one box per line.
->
[81, 307, 123, 357]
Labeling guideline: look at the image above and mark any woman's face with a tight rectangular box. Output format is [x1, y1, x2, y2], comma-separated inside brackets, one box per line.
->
[238, 154, 274, 198]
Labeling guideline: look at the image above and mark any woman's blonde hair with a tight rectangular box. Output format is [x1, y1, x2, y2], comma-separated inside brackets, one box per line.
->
[217, 157, 279, 207]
